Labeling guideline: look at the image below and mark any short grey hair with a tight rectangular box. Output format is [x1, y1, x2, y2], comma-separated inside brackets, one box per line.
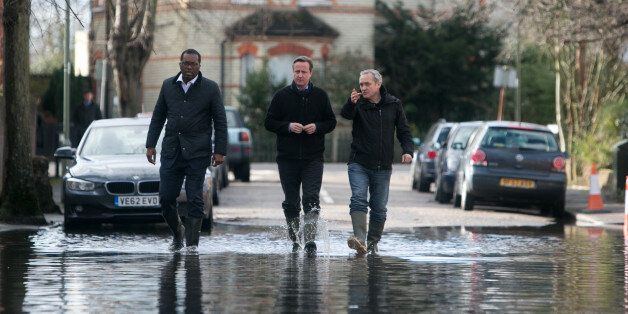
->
[360, 69, 383, 83]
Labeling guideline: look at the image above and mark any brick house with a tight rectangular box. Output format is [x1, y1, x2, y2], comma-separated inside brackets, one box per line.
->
[90, 0, 379, 112]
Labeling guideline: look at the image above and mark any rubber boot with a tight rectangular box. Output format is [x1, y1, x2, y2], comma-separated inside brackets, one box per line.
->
[347, 211, 368, 255]
[162, 205, 185, 252]
[367, 219, 385, 254]
[285, 216, 301, 252]
[185, 217, 203, 247]
[303, 209, 319, 256]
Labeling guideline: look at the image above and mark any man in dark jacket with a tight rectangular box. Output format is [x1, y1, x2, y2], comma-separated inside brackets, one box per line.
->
[146, 49, 227, 251]
[265, 56, 337, 255]
[72, 91, 102, 146]
[341, 69, 413, 255]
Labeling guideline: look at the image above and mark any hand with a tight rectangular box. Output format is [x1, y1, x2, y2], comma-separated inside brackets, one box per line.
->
[212, 154, 225, 167]
[303, 123, 316, 134]
[146, 147, 156, 164]
[401, 153, 412, 164]
[350, 88, 362, 104]
[289, 122, 304, 133]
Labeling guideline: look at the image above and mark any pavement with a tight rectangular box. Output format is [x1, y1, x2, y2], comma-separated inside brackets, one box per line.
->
[565, 186, 626, 229]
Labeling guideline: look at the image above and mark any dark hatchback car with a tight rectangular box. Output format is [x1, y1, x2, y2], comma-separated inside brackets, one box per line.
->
[453, 121, 567, 217]
[411, 120, 455, 192]
[434, 121, 483, 203]
[55, 118, 214, 231]
[225, 106, 252, 182]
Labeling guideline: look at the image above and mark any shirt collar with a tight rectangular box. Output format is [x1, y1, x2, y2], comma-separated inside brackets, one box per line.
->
[177, 74, 198, 85]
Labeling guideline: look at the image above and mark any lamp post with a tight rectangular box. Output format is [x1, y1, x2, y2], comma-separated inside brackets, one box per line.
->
[63, 0, 71, 144]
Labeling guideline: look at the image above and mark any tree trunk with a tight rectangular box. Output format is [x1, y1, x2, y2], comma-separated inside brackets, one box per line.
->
[0, 0, 46, 224]
[107, 0, 157, 117]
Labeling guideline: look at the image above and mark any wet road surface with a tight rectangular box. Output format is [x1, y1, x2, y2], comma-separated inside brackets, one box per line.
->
[1, 223, 627, 312]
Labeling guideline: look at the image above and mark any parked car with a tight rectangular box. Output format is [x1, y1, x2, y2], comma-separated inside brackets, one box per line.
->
[434, 121, 483, 203]
[225, 106, 252, 182]
[411, 120, 456, 192]
[55, 118, 215, 232]
[453, 121, 567, 217]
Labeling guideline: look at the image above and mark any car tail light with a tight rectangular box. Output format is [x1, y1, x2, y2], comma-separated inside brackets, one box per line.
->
[470, 149, 487, 166]
[426, 150, 438, 160]
[552, 156, 566, 172]
[239, 131, 250, 142]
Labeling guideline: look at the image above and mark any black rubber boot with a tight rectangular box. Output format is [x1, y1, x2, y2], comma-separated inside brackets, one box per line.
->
[185, 217, 203, 247]
[162, 204, 185, 252]
[285, 216, 301, 252]
[367, 219, 385, 254]
[348, 211, 368, 255]
[303, 208, 319, 256]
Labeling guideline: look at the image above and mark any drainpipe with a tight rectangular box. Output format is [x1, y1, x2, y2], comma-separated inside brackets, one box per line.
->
[220, 39, 227, 94]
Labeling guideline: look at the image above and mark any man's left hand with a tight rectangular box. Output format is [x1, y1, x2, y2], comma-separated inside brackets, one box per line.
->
[303, 123, 317, 134]
[212, 154, 225, 166]
[401, 153, 413, 164]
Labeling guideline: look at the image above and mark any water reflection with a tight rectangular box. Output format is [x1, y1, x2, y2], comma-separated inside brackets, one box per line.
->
[0, 224, 627, 312]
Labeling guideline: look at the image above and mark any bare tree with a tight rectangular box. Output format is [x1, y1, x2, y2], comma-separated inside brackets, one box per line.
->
[107, 0, 157, 117]
[0, 0, 46, 224]
[526, 0, 627, 180]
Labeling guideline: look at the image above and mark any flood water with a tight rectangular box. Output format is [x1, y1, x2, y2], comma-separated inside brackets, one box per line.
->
[1, 223, 627, 312]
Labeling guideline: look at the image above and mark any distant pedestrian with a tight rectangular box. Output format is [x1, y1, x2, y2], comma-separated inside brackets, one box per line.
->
[146, 48, 228, 251]
[265, 56, 337, 255]
[72, 90, 102, 146]
[341, 69, 414, 254]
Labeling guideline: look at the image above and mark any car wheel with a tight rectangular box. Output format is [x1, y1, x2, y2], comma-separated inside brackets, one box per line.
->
[461, 180, 474, 211]
[452, 179, 461, 207]
[63, 204, 78, 231]
[222, 164, 229, 188]
[417, 165, 430, 192]
[212, 183, 220, 206]
[240, 163, 250, 182]
[434, 175, 450, 204]
[552, 194, 565, 219]
[202, 192, 213, 234]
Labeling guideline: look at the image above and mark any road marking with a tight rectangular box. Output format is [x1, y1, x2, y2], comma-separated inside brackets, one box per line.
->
[320, 188, 334, 204]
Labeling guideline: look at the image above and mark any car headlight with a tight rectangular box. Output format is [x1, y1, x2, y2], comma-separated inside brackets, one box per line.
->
[66, 178, 95, 191]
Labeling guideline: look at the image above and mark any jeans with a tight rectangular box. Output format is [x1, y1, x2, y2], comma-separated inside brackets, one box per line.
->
[348, 162, 392, 223]
[277, 159, 324, 218]
[159, 153, 207, 218]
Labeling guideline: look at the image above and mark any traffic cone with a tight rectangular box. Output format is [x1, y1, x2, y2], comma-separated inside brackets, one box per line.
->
[586, 163, 604, 211]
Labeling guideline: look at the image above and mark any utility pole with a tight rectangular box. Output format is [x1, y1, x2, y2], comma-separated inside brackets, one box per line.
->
[515, 10, 522, 122]
[63, 0, 71, 145]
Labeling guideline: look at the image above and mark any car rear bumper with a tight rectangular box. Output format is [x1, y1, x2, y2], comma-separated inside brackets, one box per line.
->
[470, 170, 566, 204]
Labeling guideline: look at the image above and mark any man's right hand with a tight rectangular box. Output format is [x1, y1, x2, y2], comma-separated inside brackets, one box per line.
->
[146, 147, 156, 164]
[289, 122, 304, 133]
[350, 88, 362, 104]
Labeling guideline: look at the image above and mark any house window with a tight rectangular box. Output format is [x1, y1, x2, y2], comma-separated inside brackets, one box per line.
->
[269, 54, 297, 86]
[298, 0, 331, 6]
[231, 0, 266, 4]
[240, 54, 255, 87]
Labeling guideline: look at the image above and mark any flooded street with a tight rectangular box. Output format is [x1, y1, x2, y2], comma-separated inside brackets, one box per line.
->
[2, 223, 627, 312]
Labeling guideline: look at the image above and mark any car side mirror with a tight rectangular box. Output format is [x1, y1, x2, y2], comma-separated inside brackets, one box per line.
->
[452, 142, 463, 150]
[432, 142, 441, 150]
[412, 137, 421, 146]
[54, 146, 76, 159]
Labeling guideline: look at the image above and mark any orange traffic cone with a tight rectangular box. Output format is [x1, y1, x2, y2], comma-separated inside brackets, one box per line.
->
[586, 163, 604, 211]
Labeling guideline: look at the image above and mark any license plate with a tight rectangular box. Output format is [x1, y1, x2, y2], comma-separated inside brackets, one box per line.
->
[115, 195, 160, 207]
[499, 178, 535, 189]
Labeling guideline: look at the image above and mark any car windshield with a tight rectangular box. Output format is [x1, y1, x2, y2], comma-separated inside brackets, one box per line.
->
[451, 126, 477, 149]
[481, 127, 559, 152]
[80, 125, 162, 156]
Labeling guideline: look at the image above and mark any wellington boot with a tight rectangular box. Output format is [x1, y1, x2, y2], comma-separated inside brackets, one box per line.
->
[163, 209, 185, 252]
[348, 211, 368, 255]
[185, 217, 203, 247]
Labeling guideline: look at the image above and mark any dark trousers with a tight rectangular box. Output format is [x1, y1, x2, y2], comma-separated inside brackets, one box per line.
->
[277, 159, 323, 218]
[159, 152, 207, 218]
